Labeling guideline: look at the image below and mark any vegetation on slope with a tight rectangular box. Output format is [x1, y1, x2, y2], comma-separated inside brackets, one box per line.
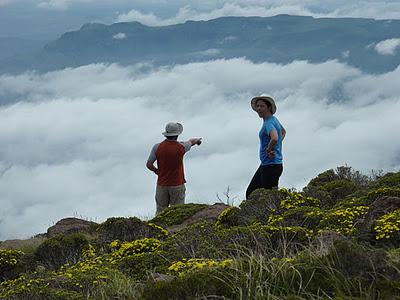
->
[1, 166, 400, 299]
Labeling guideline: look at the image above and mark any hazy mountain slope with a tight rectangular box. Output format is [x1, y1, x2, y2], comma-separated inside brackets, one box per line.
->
[1, 15, 400, 74]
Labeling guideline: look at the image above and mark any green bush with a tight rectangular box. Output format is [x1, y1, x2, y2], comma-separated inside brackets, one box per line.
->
[306, 169, 338, 187]
[303, 167, 367, 208]
[139, 266, 233, 300]
[150, 203, 208, 228]
[325, 239, 388, 278]
[374, 172, 400, 188]
[117, 251, 169, 280]
[217, 225, 273, 257]
[0, 249, 25, 281]
[161, 221, 223, 259]
[215, 206, 240, 229]
[271, 206, 322, 229]
[1, 287, 88, 300]
[96, 217, 162, 245]
[237, 189, 285, 225]
[363, 186, 400, 204]
[304, 179, 358, 208]
[34, 233, 89, 270]
[88, 269, 141, 300]
[322, 179, 358, 205]
[0, 273, 90, 300]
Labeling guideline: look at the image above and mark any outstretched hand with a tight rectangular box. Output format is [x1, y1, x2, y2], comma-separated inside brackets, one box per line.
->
[189, 138, 202, 146]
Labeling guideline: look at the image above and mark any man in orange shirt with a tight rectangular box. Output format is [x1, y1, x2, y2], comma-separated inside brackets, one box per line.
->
[146, 122, 202, 214]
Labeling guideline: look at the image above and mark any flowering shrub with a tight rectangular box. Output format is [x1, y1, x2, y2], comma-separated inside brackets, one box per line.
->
[168, 258, 232, 274]
[1, 275, 53, 299]
[1, 244, 111, 298]
[109, 238, 161, 262]
[238, 189, 285, 225]
[34, 233, 89, 270]
[280, 192, 320, 210]
[267, 214, 284, 226]
[365, 187, 400, 204]
[147, 222, 169, 238]
[309, 206, 369, 235]
[57, 257, 110, 292]
[0, 249, 25, 280]
[337, 197, 366, 208]
[374, 209, 400, 240]
[97, 216, 157, 244]
[215, 206, 240, 229]
[150, 203, 208, 227]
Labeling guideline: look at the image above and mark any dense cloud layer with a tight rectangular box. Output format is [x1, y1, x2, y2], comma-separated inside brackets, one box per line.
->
[1, 58, 400, 240]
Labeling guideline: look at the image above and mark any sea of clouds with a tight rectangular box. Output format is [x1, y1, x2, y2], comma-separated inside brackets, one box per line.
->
[1, 58, 400, 240]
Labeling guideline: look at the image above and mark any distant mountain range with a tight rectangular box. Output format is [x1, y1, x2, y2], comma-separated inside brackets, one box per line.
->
[1, 15, 400, 74]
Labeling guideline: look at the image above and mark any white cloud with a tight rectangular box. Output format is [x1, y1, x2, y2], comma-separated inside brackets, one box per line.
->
[38, 0, 92, 10]
[117, 9, 164, 26]
[117, 3, 313, 26]
[116, 1, 400, 26]
[1, 59, 400, 240]
[197, 48, 221, 56]
[113, 32, 127, 40]
[375, 38, 400, 55]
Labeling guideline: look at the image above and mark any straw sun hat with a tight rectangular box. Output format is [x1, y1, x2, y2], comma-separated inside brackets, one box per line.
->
[250, 96, 277, 114]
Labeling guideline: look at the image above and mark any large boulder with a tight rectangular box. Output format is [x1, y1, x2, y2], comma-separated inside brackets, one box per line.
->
[47, 217, 97, 238]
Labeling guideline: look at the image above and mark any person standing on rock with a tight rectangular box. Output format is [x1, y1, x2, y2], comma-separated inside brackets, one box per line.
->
[246, 96, 286, 199]
[147, 122, 202, 214]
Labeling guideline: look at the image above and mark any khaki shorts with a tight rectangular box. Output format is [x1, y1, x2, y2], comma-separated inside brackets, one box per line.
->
[155, 184, 186, 214]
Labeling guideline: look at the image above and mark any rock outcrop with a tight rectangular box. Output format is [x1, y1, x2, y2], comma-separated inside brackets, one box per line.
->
[47, 217, 97, 238]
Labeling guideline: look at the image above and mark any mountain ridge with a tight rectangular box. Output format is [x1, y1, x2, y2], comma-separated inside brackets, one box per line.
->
[1, 14, 400, 75]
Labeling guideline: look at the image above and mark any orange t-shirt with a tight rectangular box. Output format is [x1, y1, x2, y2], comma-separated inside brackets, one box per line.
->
[149, 140, 191, 186]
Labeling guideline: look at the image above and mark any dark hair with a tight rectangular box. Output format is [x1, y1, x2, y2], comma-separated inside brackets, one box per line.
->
[166, 136, 178, 140]
[256, 99, 273, 113]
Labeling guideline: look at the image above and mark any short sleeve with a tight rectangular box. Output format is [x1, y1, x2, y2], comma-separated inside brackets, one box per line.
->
[180, 141, 192, 152]
[147, 143, 160, 163]
[264, 122, 277, 136]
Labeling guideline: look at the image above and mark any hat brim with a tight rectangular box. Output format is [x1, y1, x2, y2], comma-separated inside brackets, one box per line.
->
[162, 123, 183, 136]
[162, 131, 182, 137]
[251, 96, 277, 114]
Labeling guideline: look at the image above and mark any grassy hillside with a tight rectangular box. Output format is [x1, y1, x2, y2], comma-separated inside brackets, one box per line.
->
[1, 166, 400, 299]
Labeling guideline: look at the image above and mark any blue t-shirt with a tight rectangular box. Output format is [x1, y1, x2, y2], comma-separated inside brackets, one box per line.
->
[259, 116, 283, 165]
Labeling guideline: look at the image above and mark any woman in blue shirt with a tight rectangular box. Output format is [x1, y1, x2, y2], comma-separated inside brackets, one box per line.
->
[246, 96, 286, 199]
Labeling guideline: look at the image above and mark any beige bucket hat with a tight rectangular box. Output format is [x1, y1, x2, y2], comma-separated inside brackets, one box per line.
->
[251, 96, 277, 114]
[162, 122, 183, 137]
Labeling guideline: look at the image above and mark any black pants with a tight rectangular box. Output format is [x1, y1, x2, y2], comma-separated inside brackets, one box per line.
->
[246, 164, 283, 199]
